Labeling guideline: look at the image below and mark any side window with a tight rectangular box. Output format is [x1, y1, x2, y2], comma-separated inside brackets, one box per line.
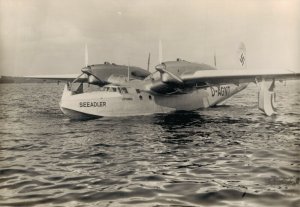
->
[121, 87, 128, 94]
[136, 89, 140, 93]
[112, 87, 117, 92]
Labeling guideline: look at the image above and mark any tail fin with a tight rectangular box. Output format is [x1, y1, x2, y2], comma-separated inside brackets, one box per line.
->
[237, 42, 247, 69]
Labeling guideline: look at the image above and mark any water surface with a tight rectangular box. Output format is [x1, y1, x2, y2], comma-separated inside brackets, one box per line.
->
[0, 82, 299, 207]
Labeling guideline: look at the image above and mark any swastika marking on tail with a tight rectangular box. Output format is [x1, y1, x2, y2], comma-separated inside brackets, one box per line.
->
[240, 53, 245, 66]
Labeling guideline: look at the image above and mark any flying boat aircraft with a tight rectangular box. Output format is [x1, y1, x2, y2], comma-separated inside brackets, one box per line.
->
[28, 43, 299, 119]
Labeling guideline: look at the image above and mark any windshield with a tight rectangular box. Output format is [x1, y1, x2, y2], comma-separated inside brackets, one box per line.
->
[98, 86, 129, 94]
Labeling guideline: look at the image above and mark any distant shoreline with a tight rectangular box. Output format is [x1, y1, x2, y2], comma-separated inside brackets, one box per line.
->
[0, 76, 63, 84]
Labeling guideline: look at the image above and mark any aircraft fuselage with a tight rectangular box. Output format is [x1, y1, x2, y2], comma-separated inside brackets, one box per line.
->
[59, 83, 248, 119]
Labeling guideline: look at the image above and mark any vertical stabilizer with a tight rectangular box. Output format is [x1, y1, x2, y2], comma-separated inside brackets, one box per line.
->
[237, 42, 247, 69]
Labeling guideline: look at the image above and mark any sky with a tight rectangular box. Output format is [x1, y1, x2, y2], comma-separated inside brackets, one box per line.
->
[0, 0, 299, 76]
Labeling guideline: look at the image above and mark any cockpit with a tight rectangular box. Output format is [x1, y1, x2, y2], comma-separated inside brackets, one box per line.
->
[70, 82, 130, 95]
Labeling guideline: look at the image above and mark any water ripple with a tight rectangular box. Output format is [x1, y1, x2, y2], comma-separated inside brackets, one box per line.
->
[0, 82, 299, 206]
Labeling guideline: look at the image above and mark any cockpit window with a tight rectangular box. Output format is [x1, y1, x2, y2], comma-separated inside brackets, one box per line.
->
[120, 87, 128, 94]
[99, 86, 118, 92]
[99, 87, 108, 91]
[107, 87, 117, 92]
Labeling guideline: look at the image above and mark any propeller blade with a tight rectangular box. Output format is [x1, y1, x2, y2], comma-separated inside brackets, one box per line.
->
[147, 52, 151, 72]
[127, 60, 130, 81]
[159, 40, 163, 64]
[72, 73, 84, 84]
[214, 50, 217, 67]
[85, 44, 89, 67]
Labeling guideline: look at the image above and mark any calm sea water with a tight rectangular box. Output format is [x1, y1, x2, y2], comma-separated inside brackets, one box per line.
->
[0, 82, 299, 207]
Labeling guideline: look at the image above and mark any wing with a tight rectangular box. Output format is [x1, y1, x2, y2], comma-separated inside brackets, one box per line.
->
[181, 69, 300, 85]
[144, 62, 299, 94]
[24, 63, 150, 85]
[24, 74, 81, 81]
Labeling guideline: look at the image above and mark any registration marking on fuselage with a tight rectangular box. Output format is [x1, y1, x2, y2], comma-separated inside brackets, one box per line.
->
[210, 86, 231, 97]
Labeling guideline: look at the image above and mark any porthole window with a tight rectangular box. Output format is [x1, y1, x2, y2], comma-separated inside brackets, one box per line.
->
[121, 87, 128, 94]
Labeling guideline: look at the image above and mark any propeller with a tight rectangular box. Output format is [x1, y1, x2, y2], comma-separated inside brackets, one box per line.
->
[81, 66, 105, 85]
[155, 40, 183, 85]
[71, 44, 90, 85]
[155, 63, 183, 85]
[71, 73, 85, 84]
[71, 44, 103, 86]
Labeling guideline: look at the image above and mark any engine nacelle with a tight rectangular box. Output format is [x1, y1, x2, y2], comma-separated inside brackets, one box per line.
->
[88, 75, 98, 84]
[87, 75, 105, 86]
[162, 73, 182, 84]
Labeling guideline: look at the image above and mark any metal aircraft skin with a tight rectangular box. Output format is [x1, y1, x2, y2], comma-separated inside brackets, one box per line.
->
[28, 44, 300, 119]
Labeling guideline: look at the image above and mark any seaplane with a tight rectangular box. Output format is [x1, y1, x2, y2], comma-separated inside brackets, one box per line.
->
[28, 43, 299, 119]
